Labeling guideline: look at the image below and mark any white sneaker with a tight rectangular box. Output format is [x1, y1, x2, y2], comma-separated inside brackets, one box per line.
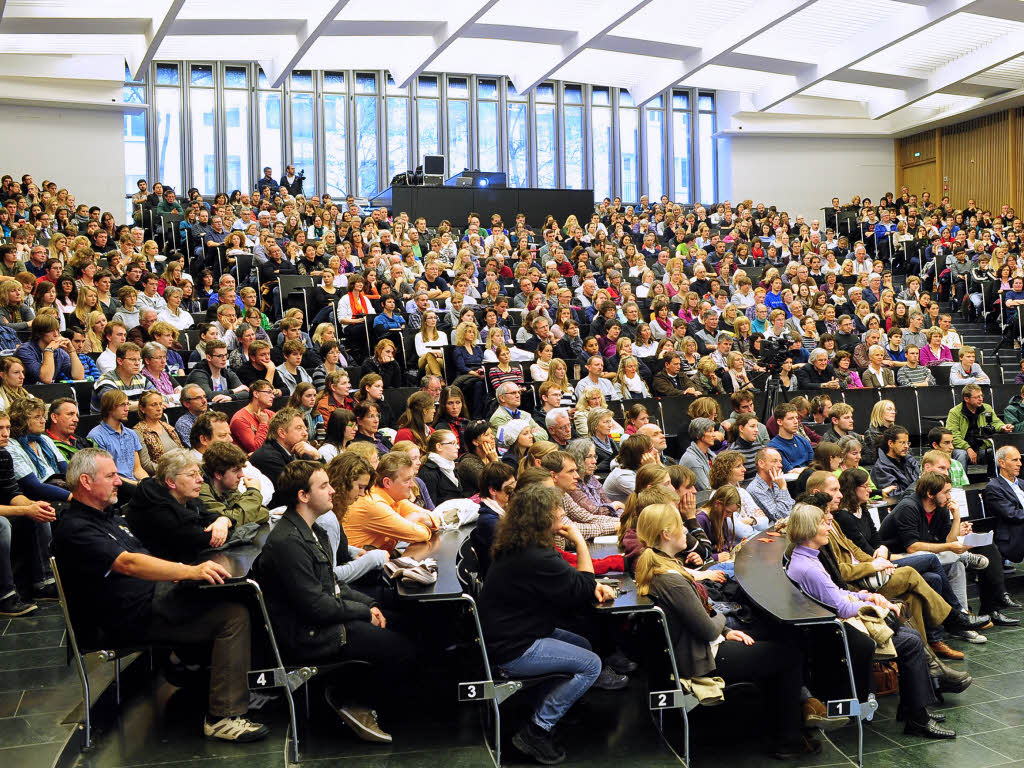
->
[204, 715, 270, 742]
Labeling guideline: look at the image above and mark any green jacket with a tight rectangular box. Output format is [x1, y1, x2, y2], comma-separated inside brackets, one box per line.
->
[1004, 396, 1024, 432]
[198, 480, 269, 526]
[945, 402, 1006, 451]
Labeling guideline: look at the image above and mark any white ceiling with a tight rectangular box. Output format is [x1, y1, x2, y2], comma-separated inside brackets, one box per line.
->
[2, 0, 1024, 134]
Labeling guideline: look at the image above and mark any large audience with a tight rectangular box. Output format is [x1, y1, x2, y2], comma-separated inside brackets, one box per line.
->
[2, 170, 1024, 763]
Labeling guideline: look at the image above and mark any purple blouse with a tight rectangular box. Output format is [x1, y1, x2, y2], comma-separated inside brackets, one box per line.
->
[786, 545, 872, 619]
[919, 344, 953, 367]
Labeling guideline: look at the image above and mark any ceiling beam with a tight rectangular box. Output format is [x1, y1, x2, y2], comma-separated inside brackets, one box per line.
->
[508, 0, 654, 95]
[131, 0, 186, 81]
[265, 0, 353, 88]
[751, 0, 978, 111]
[390, 0, 502, 87]
[868, 29, 1022, 117]
[625, 0, 818, 107]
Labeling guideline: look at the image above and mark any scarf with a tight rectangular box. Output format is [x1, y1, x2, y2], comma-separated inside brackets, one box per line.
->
[348, 289, 368, 317]
[16, 433, 62, 478]
[429, 452, 459, 487]
[1, 384, 27, 405]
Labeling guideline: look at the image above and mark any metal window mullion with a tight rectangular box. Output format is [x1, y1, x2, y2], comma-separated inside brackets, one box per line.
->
[692, 87, 700, 205]
[662, 87, 672, 203]
[377, 70, 387, 196]
[499, 78, 508, 176]
[610, 88, 620, 201]
[181, 62, 193, 194]
[214, 63, 226, 193]
[527, 89, 537, 188]
[583, 84, 593, 195]
[146, 66, 158, 187]
[246, 63, 259, 194]
[556, 85, 565, 189]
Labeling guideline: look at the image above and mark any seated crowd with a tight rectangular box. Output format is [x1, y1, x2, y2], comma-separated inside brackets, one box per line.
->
[4, 171, 1024, 764]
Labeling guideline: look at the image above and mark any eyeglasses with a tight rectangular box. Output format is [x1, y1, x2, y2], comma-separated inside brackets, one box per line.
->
[209, 353, 228, 359]
[439, 440, 459, 447]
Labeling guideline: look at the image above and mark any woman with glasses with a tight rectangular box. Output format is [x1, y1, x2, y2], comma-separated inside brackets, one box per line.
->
[134, 390, 186, 475]
[123, 448, 234, 563]
[140, 341, 181, 405]
[5, 397, 71, 503]
[418, 429, 464, 505]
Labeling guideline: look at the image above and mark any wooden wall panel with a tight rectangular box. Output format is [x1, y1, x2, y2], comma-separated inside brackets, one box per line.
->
[898, 131, 936, 166]
[941, 113, 1010, 211]
[1014, 107, 1024, 211]
[903, 161, 936, 201]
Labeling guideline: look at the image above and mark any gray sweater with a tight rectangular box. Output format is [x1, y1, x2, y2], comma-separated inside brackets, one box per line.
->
[679, 443, 714, 492]
[649, 569, 726, 678]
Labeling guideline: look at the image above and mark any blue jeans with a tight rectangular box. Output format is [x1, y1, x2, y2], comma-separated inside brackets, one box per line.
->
[497, 628, 601, 731]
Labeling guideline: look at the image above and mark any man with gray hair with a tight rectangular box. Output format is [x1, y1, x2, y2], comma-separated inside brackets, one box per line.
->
[51, 448, 268, 743]
[982, 445, 1024, 567]
[545, 407, 572, 449]
[175, 383, 209, 446]
[796, 348, 840, 389]
[490, 381, 547, 441]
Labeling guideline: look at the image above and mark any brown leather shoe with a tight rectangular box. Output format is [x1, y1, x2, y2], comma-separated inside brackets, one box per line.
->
[930, 641, 965, 660]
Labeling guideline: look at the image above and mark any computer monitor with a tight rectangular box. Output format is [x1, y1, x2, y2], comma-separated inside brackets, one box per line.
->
[422, 155, 445, 176]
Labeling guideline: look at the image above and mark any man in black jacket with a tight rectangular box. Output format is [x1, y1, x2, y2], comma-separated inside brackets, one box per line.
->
[185, 340, 248, 403]
[250, 408, 321, 481]
[124, 449, 232, 563]
[796, 348, 841, 390]
[251, 460, 414, 743]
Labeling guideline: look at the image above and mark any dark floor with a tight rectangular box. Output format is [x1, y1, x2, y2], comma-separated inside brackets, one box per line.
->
[5, 578, 1024, 768]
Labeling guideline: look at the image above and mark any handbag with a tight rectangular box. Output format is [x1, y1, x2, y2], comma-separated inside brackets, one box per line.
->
[872, 660, 899, 696]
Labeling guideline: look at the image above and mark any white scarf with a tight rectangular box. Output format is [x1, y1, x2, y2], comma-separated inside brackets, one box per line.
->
[623, 373, 645, 393]
[429, 452, 459, 487]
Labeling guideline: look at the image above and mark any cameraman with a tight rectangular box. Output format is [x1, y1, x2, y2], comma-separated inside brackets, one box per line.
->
[280, 164, 304, 196]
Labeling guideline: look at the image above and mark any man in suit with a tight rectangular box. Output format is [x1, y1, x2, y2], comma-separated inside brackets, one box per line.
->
[983, 446, 1024, 569]
[652, 353, 701, 398]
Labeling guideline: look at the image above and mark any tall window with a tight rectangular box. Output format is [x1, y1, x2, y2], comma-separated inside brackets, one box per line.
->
[155, 64, 182, 193]
[619, 90, 638, 203]
[506, 82, 528, 188]
[672, 90, 691, 204]
[223, 66, 250, 193]
[447, 76, 469, 176]
[536, 83, 556, 188]
[385, 74, 409, 182]
[189, 64, 216, 195]
[417, 75, 439, 165]
[477, 78, 499, 172]
[323, 71, 348, 197]
[592, 87, 612, 202]
[644, 95, 665, 202]
[290, 70, 316, 194]
[123, 67, 147, 220]
[697, 92, 716, 204]
[257, 68, 282, 181]
[355, 72, 379, 197]
[563, 84, 584, 190]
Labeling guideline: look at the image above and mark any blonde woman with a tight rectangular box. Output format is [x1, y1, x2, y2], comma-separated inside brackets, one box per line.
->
[547, 357, 575, 408]
[68, 285, 98, 330]
[614, 355, 651, 400]
[414, 309, 448, 378]
[574, 387, 625, 437]
[85, 310, 107, 353]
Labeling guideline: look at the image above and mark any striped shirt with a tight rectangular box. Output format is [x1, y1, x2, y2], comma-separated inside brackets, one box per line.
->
[91, 372, 154, 413]
[896, 364, 935, 387]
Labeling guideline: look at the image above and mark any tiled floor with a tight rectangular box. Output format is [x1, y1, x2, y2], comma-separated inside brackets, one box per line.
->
[6, 579, 1024, 767]
[0, 601, 80, 767]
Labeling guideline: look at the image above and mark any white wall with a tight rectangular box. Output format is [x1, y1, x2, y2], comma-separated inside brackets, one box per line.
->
[0, 104, 125, 221]
[717, 135, 894, 221]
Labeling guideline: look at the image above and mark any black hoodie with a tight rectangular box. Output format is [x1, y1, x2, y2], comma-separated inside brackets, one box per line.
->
[124, 476, 224, 562]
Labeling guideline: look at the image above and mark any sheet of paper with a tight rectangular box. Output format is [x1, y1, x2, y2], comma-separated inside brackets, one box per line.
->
[949, 487, 968, 518]
[959, 530, 994, 548]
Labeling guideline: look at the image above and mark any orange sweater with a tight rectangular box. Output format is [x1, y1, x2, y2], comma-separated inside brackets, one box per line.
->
[230, 406, 274, 454]
[344, 486, 435, 551]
